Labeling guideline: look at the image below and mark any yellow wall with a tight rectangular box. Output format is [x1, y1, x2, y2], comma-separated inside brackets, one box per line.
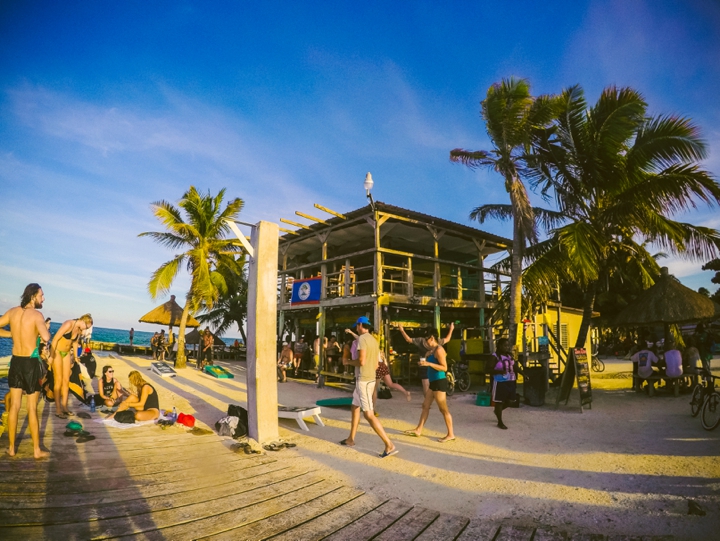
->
[532, 307, 592, 353]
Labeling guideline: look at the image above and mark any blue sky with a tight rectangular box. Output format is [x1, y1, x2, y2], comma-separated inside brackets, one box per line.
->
[1, 0, 719, 333]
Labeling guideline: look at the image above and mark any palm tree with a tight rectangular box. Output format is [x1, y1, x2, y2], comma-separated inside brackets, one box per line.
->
[527, 85, 720, 348]
[139, 187, 245, 368]
[450, 77, 558, 345]
[198, 260, 248, 344]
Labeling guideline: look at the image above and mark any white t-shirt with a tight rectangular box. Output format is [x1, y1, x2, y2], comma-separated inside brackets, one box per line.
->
[632, 350, 658, 378]
[664, 349, 683, 378]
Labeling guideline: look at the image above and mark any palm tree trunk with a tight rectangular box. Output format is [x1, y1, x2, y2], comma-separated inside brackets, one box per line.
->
[175, 295, 192, 369]
[508, 215, 524, 348]
[238, 324, 247, 345]
[575, 280, 598, 349]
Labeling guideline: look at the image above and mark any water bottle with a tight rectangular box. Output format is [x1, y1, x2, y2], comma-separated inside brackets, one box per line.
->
[172, 406, 177, 421]
[90, 395, 96, 413]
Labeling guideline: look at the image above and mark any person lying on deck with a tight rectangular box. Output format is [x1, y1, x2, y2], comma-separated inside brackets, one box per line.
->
[112, 371, 160, 421]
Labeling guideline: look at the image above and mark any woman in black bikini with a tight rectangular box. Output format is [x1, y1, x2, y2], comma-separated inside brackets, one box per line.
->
[98, 365, 123, 408]
[49, 314, 93, 419]
[113, 370, 160, 421]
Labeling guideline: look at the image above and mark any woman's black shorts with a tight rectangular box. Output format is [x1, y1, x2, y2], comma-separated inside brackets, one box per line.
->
[8, 355, 43, 394]
[429, 378, 448, 393]
[492, 380, 517, 403]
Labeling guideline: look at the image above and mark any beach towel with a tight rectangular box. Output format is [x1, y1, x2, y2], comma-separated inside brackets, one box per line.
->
[94, 417, 157, 430]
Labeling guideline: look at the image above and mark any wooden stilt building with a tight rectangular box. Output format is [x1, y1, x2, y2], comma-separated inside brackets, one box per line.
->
[277, 202, 511, 385]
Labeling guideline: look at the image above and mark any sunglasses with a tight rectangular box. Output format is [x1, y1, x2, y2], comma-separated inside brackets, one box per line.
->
[107, 370, 114, 373]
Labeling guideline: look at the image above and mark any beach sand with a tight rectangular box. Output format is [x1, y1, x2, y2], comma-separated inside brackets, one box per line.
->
[3, 354, 718, 539]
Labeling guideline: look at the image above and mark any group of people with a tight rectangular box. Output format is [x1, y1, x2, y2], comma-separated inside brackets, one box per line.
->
[1, 283, 161, 458]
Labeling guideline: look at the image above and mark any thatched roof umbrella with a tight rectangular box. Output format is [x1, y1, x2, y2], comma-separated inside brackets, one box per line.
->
[139, 295, 201, 331]
[615, 267, 720, 341]
[185, 328, 226, 346]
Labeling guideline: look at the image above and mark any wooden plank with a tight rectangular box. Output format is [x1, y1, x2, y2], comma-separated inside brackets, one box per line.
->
[495, 525, 535, 541]
[568, 535, 606, 541]
[267, 493, 386, 541]
[323, 499, 413, 541]
[115, 479, 341, 540]
[0, 473, 328, 541]
[454, 519, 500, 541]
[0, 453, 281, 496]
[0, 459, 284, 510]
[413, 513, 469, 541]
[203, 485, 364, 540]
[533, 528, 567, 541]
[0, 451, 248, 485]
[373, 506, 440, 541]
[0, 466, 310, 527]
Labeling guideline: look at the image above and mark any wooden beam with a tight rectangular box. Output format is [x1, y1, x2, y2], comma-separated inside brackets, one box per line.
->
[295, 211, 329, 225]
[314, 203, 346, 220]
[280, 218, 313, 231]
[279, 227, 300, 236]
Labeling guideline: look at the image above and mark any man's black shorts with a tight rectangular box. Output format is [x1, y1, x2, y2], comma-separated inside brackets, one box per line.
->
[429, 378, 449, 393]
[8, 355, 43, 394]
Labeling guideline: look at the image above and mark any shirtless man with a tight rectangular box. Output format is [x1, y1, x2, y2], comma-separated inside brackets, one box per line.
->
[0, 284, 51, 458]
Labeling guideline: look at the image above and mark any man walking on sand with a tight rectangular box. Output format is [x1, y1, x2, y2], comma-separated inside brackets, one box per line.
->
[0, 284, 51, 459]
[340, 316, 397, 458]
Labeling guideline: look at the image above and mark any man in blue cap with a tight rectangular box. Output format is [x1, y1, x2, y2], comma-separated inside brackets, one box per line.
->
[340, 316, 397, 458]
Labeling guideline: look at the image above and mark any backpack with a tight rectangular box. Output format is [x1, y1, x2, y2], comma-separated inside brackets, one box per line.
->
[227, 404, 248, 438]
[378, 385, 392, 399]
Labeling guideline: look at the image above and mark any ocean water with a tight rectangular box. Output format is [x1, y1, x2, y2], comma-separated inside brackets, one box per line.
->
[0, 323, 241, 357]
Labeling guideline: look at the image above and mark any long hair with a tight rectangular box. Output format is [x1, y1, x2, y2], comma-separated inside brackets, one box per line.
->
[21, 283, 41, 308]
[102, 365, 113, 382]
[128, 370, 148, 393]
[79, 314, 93, 327]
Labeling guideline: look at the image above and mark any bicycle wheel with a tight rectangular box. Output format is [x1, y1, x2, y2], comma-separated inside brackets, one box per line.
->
[446, 372, 456, 396]
[595, 357, 605, 373]
[456, 370, 471, 392]
[690, 384, 705, 417]
[701, 392, 720, 431]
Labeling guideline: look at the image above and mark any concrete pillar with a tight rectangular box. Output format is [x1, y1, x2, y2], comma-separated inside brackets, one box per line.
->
[246, 220, 280, 444]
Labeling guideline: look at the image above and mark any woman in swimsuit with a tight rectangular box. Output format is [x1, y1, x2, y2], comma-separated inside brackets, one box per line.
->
[98, 365, 124, 408]
[49, 314, 93, 419]
[113, 370, 160, 421]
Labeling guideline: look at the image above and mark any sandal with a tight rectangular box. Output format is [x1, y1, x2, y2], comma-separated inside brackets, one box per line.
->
[55, 413, 68, 420]
[263, 443, 282, 452]
[76, 434, 96, 443]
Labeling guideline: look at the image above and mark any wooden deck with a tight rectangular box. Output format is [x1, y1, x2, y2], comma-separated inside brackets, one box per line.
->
[0, 360, 675, 540]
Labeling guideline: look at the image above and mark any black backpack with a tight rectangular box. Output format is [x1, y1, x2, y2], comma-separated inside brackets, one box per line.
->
[115, 410, 135, 424]
[227, 404, 248, 438]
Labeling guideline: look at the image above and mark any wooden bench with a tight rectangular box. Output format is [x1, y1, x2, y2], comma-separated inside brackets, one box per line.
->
[278, 406, 324, 431]
[633, 374, 682, 397]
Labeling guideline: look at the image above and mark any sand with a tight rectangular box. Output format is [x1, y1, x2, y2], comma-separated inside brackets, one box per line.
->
[3, 354, 717, 539]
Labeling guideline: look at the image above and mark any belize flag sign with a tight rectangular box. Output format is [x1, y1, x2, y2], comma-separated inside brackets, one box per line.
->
[291, 277, 322, 305]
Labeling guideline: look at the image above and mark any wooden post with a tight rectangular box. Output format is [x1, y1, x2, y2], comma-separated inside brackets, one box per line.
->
[406, 256, 413, 297]
[318, 238, 328, 387]
[246, 220, 280, 445]
[344, 258, 351, 297]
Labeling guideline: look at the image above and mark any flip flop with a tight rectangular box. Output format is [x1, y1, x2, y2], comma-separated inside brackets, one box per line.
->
[282, 442, 297, 448]
[339, 439, 355, 447]
[402, 430, 420, 437]
[379, 448, 399, 458]
[76, 434, 96, 443]
[437, 437, 456, 443]
[77, 412, 92, 419]
[55, 413, 68, 420]
[263, 443, 282, 452]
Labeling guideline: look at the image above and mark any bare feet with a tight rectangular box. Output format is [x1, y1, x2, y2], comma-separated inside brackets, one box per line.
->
[406, 392, 411, 402]
[402, 430, 421, 437]
[6, 447, 16, 457]
[339, 438, 355, 447]
[34, 449, 50, 460]
[438, 436, 456, 443]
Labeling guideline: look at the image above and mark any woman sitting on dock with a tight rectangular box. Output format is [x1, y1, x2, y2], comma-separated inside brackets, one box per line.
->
[98, 365, 124, 408]
[112, 370, 160, 421]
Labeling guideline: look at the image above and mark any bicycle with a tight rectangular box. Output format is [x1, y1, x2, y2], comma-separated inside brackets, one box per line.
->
[591, 355, 605, 373]
[690, 371, 715, 418]
[700, 375, 720, 431]
[446, 358, 471, 396]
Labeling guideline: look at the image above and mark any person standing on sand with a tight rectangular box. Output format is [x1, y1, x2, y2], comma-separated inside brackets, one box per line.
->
[49, 313, 93, 419]
[403, 330, 455, 442]
[200, 328, 214, 370]
[129, 327, 134, 347]
[0, 283, 51, 458]
[491, 338, 522, 430]
[340, 316, 398, 458]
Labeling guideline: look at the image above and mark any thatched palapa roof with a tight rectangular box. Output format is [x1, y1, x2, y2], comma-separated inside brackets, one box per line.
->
[139, 295, 200, 328]
[185, 328, 226, 346]
[615, 267, 720, 326]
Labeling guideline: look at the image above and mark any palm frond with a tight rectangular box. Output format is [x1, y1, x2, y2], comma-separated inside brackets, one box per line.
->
[628, 115, 707, 172]
[147, 256, 185, 299]
[449, 149, 494, 169]
[469, 204, 513, 224]
[137, 231, 189, 250]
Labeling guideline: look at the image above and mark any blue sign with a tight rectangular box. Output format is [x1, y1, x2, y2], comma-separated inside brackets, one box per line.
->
[291, 277, 322, 305]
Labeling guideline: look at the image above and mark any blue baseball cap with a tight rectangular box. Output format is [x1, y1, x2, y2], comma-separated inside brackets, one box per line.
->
[355, 316, 371, 327]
